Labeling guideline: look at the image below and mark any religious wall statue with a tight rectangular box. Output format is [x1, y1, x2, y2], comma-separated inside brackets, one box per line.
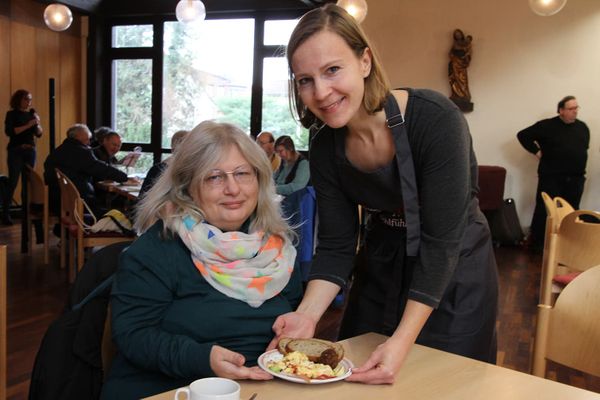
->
[448, 29, 473, 112]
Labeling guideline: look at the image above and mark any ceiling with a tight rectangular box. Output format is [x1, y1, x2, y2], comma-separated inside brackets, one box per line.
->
[36, 0, 332, 17]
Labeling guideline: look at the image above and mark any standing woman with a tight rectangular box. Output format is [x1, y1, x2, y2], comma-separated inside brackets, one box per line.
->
[271, 4, 498, 384]
[4, 89, 43, 222]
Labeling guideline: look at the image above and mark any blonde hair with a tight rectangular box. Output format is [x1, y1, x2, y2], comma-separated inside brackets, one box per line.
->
[286, 3, 390, 128]
[135, 121, 292, 239]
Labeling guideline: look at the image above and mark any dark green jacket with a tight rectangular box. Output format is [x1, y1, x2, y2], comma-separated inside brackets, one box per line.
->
[101, 221, 302, 400]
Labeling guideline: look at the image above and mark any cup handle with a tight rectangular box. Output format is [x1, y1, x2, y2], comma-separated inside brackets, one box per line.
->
[174, 387, 190, 400]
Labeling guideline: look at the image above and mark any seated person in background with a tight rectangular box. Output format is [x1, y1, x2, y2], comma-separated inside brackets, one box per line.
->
[43, 124, 137, 218]
[273, 135, 310, 195]
[256, 130, 281, 172]
[93, 130, 122, 166]
[91, 125, 111, 148]
[101, 121, 301, 399]
[138, 129, 188, 198]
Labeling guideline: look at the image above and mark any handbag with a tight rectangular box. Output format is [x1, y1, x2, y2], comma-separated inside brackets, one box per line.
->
[75, 199, 136, 236]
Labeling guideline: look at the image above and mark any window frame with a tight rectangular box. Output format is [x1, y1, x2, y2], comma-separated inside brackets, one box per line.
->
[100, 11, 305, 165]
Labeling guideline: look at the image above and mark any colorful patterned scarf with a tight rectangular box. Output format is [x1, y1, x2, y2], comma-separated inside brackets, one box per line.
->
[173, 215, 296, 308]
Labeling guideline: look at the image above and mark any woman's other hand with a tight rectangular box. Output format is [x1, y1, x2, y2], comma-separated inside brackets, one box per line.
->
[267, 311, 316, 350]
[209, 345, 273, 380]
[346, 300, 433, 384]
[345, 337, 409, 384]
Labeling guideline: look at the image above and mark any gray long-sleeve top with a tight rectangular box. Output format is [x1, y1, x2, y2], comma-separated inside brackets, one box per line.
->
[308, 89, 479, 308]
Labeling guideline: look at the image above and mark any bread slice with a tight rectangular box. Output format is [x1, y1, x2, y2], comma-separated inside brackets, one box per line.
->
[277, 337, 344, 368]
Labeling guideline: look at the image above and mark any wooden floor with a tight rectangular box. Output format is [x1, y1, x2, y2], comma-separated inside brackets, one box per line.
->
[2, 222, 599, 399]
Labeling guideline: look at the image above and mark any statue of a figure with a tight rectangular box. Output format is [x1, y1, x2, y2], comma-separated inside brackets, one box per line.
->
[448, 29, 473, 112]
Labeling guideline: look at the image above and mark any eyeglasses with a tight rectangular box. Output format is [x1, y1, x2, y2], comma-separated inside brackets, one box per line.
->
[203, 166, 257, 188]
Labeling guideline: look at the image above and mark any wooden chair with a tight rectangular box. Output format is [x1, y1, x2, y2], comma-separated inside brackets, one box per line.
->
[25, 165, 51, 264]
[531, 264, 600, 377]
[553, 196, 574, 227]
[541, 192, 575, 234]
[55, 169, 135, 281]
[0, 245, 6, 400]
[102, 305, 116, 380]
[538, 210, 600, 306]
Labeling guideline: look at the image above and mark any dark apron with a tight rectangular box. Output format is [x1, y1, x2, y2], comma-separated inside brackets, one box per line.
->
[339, 94, 498, 363]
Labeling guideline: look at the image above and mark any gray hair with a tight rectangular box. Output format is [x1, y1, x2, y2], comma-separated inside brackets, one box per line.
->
[135, 121, 293, 240]
[66, 123, 90, 139]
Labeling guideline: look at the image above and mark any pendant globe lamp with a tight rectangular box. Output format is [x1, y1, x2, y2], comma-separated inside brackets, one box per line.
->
[175, 0, 206, 23]
[336, 0, 368, 23]
[529, 0, 568, 16]
[43, 3, 73, 32]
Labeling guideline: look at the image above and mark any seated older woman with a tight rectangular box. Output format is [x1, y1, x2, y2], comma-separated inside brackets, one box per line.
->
[101, 121, 302, 399]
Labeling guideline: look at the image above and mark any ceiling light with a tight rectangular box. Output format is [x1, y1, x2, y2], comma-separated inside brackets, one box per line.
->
[336, 0, 368, 23]
[175, 0, 206, 23]
[529, 0, 568, 16]
[43, 3, 73, 32]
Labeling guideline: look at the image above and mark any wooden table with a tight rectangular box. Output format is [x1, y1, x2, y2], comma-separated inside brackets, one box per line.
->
[97, 180, 141, 202]
[145, 332, 600, 400]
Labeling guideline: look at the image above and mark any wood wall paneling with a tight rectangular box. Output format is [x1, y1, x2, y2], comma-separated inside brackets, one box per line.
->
[34, 28, 60, 175]
[1, 0, 83, 205]
[9, 21, 36, 203]
[0, 17, 11, 176]
[59, 33, 82, 140]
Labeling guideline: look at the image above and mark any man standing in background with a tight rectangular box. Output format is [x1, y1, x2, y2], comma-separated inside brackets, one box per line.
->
[517, 95, 589, 249]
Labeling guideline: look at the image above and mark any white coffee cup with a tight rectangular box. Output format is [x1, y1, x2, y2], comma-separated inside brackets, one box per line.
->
[174, 377, 240, 400]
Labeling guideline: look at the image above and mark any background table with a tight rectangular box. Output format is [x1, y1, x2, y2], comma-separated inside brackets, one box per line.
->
[146, 332, 600, 400]
[97, 180, 141, 201]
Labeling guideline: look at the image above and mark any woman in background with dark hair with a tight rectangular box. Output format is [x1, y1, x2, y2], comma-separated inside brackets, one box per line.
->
[273, 135, 310, 195]
[3, 89, 43, 224]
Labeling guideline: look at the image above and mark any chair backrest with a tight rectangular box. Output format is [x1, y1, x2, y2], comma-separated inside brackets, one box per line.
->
[553, 196, 574, 227]
[55, 168, 83, 227]
[533, 264, 600, 377]
[27, 165, 46, 206]
[0, 245, 6, 400]
[539, 210, 600, 305]
[554, 211, 600, 271]
[541, 192, 556, 232]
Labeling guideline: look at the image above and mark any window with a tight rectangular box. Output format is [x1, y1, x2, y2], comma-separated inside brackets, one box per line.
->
[112, 25, 153, 48]
[264, 20, 297, 46]
[112, 59, 153, 144]
[107, 15, 306, 165]
[262, 57, 308, 149]
[163, 19, 254, 146]
[261, 19, 308, 149]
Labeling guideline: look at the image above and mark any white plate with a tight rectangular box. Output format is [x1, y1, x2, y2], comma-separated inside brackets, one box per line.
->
[257, 349, 353, 384]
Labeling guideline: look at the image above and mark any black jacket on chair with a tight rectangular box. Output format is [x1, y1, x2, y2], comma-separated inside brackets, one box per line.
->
[28, 242, 130, 400]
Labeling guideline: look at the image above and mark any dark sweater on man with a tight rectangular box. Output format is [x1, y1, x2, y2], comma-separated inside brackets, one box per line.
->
[517, 116, 589, 176]
[43, 137, 127, 216]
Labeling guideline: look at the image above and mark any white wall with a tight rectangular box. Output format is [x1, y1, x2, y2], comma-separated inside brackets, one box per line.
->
[362, 0, 600, 229]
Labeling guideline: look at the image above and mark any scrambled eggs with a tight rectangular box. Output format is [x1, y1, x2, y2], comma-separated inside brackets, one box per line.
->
[267, 351, 345, 380]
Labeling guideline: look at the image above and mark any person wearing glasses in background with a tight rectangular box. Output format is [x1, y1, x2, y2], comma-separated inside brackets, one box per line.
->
[93, 130, 123, 166]
[101, 121, 301, 399]
[3, 89, 43, 225]
[256, 130, 281, 172]
[517, 96, 589, 250]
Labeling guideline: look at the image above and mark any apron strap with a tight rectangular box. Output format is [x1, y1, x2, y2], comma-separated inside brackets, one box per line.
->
[384, 93, 421, 256]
